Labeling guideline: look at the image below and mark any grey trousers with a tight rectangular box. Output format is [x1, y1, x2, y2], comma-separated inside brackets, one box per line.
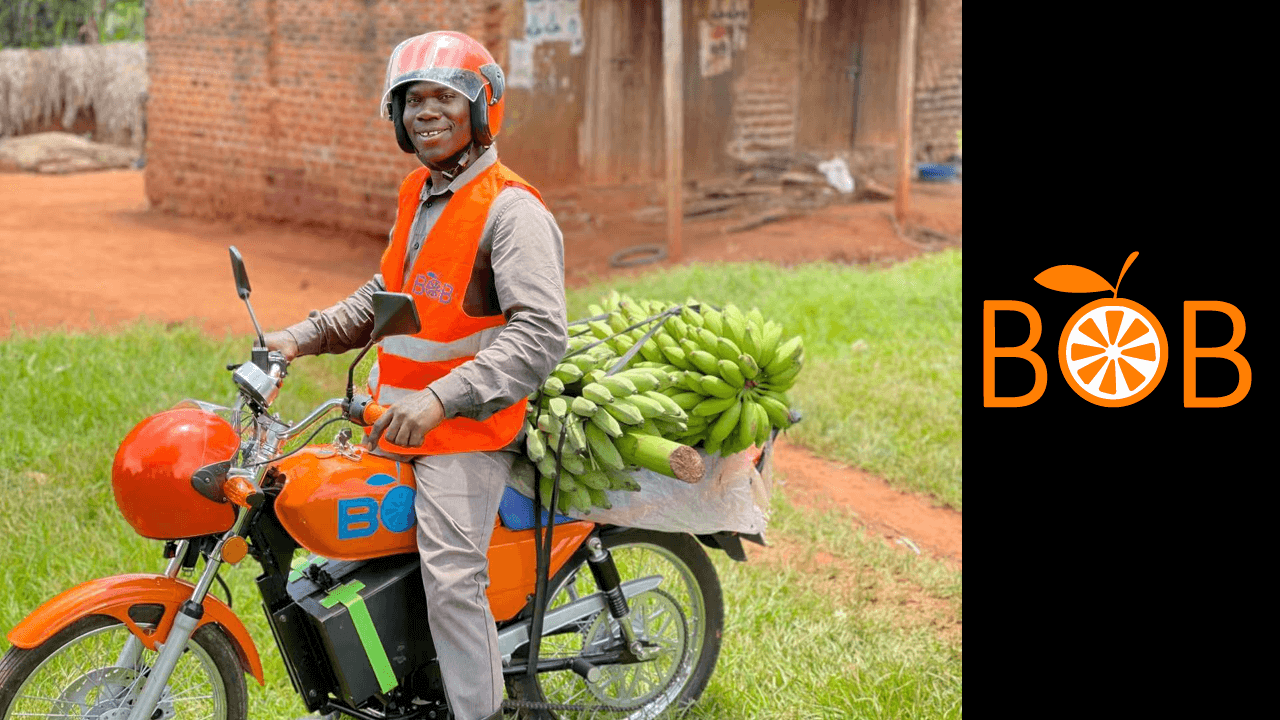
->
[405, 449, 514, 720]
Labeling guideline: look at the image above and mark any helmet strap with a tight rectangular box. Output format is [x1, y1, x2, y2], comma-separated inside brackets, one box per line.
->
[420, 142, 477, 183]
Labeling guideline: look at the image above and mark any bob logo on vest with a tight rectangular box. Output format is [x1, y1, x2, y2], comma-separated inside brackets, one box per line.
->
[410, 271, 453, 304]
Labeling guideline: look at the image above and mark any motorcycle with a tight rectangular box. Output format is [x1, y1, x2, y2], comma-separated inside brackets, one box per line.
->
[0, 247, 768, 720]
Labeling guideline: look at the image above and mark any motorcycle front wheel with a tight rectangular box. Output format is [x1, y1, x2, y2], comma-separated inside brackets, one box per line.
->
[0, 614, 248, 720]
[507, 529, 725, 719]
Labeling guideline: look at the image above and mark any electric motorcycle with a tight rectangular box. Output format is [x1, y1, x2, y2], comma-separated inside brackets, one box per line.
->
[0, 247, 767, 720]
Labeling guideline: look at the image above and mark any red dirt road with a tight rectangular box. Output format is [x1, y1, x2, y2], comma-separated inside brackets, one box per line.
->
[0, 169, 961, 563]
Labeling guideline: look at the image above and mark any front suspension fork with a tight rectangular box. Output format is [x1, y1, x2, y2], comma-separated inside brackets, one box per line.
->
[125, 522, 246, 720]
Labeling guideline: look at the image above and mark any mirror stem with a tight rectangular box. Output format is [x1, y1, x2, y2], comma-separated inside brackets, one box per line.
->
[346, 340, 376, 402]
[242, 298, 267, 348]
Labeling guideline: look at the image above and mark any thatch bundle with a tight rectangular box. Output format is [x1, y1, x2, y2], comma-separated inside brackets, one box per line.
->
[0, 41, 146, 149]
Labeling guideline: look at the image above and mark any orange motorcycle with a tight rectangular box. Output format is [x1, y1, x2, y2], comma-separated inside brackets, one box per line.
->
[0, 248, 766, 720]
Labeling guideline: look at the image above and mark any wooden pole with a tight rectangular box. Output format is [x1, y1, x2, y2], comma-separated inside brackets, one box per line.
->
[895, 0, 920, 223]
[662, 0, 684, 260]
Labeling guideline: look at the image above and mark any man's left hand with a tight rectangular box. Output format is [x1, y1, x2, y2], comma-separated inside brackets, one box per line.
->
[366, 390, 445, 449]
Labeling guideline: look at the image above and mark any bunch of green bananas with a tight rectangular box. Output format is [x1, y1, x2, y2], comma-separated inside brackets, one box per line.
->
[523, 291, 802, 512]
[646, 299, 803, 456]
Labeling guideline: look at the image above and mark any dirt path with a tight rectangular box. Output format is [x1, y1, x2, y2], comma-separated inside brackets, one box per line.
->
[0, 169, 961, 564]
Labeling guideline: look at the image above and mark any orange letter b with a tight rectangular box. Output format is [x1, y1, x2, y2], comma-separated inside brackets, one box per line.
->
[984, 301, 1047, 407]
[1184, 301, 1251, 407]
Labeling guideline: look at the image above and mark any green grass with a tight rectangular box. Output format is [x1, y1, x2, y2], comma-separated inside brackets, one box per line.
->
[0, 251, 962, 717]
[567, 249, 962, 509]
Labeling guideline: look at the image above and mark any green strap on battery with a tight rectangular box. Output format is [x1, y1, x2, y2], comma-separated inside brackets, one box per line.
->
[320, 580, 397, 693]
[288, 554, 327, 583]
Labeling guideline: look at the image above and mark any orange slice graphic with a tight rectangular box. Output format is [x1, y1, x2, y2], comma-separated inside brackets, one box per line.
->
[1057, 298, 1169, 407]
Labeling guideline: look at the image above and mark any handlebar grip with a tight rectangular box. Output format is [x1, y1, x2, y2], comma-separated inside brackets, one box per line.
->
[364, 402, 387, 425]
[224, 473, 264, 509]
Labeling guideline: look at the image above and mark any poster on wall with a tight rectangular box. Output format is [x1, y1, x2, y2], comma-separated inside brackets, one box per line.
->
[710, 0, 750, 51]
[700, 20, 732, 78]
[507, 38, 535, 89]
[525, 0, 583, 54]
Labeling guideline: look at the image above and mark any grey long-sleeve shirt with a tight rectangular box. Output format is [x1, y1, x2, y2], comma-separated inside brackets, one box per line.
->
[284, 146, 568, 422]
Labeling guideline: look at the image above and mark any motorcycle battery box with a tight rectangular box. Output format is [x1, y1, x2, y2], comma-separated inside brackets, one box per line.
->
[287, 553, 437, 708]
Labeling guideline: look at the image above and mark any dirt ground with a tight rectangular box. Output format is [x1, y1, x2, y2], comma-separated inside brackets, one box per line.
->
[0, 169, 961, 564]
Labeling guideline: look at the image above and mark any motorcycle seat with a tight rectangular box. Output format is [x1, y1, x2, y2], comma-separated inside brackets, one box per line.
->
[497, 486, 577, 531]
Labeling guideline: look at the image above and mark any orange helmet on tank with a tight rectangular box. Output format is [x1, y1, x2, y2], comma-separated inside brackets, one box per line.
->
[111, 408, 240, 540]
[380, 31, 506, 152]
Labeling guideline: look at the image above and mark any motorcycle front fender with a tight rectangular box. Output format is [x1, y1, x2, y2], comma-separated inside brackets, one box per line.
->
[5, 573, 265, 686]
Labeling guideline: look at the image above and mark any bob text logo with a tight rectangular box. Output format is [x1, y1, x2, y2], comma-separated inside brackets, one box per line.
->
[983, 252, 1251, 408]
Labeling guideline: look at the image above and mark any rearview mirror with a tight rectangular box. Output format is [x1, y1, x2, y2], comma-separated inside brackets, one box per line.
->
[370, 292, 421, 342]
[229, 246, 251, 300]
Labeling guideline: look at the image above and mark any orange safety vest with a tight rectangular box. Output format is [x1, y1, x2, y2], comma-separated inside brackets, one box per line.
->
[370, 160, 545, 456]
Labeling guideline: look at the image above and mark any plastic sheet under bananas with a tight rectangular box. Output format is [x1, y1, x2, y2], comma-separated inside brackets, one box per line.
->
[506, 435, 776, 536]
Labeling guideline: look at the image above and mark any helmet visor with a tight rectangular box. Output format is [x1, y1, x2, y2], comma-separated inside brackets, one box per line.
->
[380, 34, 489, 118]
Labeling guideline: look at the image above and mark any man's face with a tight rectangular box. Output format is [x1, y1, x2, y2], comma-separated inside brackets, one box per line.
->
[402, 80, 472, 165]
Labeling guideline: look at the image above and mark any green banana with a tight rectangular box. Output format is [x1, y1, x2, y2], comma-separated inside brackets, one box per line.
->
[715, 337, 743, 363]
[571, 396, 599, 417]
[540, 375, 565, 397]
[589, 408, 624, 438]
[757, 394, 792, 429]
[707, 399, 743, 445]
[536, 413, 561, 439]
[603, 400, 645, 425]
[584, 422, 626, 471]
[743, 321, 762, 357]
[558, 471, 578, 493]
[764, 335, 804, 375]
[723, 308, 747, 349]
[757, 321, 784, 369]
[695, 328, 720, 355]
[587, 303, 607, 317]
[548, 397, 569, 419]
[525, 425, 546, 462]
[754, 401, 772, 446]
[737, 353, 760, 380]
[701, 308, 724, 337]
[577, 470, 611, 491]
[582, 383, 614, 405]
[735, 398, 759, 450]
[717, 358, 745, 387]
[688, 350, 720, 376]
[620, 393, 665, 419]
[642, 390, 686, 420]
[619, 369, 663, 393]
[703, 432, 724, 456]
[681, 305, 704, 328]
[667, 316, 689, 341]
[669, 391, 705, 411]
[699, 375, 738, 399]
[693, 394, 738, 417]
[598, 375, 638, 398]
[747, 307, 765, 328]
[551, 363, 583, 384]
[559, 451, 586, 476]
[676, 371, 706, 393]
[565, 419, 588, 454]
[660, 345, 692, 370]
[585, 486, 611, 510]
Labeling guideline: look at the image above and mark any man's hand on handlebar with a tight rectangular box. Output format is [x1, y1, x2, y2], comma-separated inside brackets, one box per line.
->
[366, 390, 445, 450]
[263, 330, 301, 362]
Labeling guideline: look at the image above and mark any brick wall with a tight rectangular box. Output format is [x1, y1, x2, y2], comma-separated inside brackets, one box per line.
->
[913, 0, 961, 162]
[145, 0, 505, 237]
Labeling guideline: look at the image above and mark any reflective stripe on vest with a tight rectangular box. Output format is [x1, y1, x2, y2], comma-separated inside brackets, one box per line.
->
[372, 160, 545, 456]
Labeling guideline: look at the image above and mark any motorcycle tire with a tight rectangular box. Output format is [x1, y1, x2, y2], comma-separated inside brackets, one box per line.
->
[0, 614, 249, 720]
[506, 529, 725, 719]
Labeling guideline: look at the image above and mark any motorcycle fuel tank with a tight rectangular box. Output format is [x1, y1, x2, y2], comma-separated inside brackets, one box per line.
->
[273, 444, 595, 623]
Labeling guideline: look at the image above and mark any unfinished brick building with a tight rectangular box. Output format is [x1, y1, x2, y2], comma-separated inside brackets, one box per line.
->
[144, 0, 960, 237]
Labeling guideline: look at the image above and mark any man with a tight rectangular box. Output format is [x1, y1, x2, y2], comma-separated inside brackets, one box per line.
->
[265, 31, 567, 720]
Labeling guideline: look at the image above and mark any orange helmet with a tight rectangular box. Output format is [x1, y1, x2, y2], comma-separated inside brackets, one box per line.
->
[380, 31, 506, 152]
[111, 408, 240, 540]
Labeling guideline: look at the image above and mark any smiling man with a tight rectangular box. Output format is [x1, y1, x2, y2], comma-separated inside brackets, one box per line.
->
[263, 31, 567, 720]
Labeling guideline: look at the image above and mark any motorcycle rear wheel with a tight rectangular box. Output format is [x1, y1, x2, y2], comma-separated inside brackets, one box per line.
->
[0, 614, 248, 720]
[506, 529, 725, 719]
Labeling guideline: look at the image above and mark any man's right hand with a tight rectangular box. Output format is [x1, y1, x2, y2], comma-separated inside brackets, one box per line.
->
[263, 330, 301, 362]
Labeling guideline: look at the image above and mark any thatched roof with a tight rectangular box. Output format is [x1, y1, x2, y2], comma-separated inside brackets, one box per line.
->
[0, 41, 146, 148]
